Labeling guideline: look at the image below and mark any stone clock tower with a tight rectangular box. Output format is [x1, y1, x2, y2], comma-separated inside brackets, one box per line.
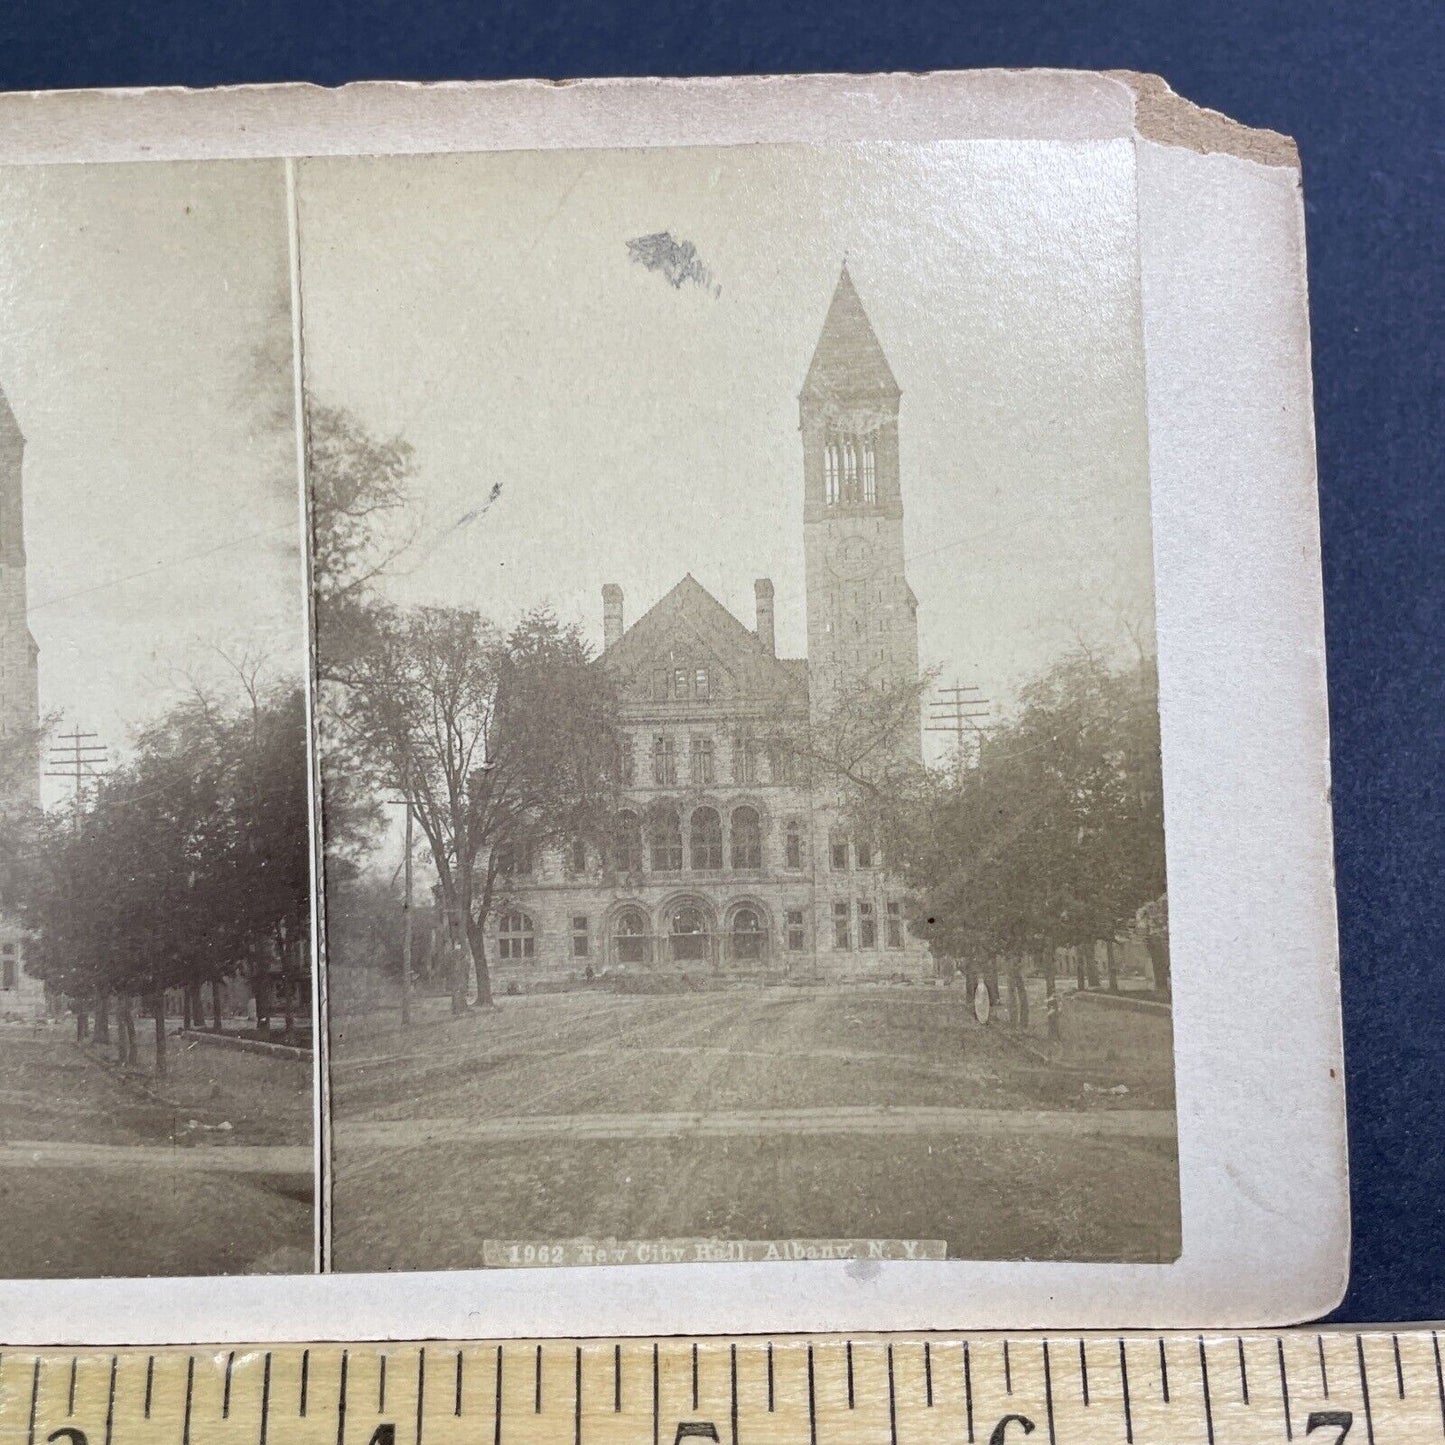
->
[1, 383, 43, 1019]
[0, 384, 39, 809]
[800, 266, 921, 761]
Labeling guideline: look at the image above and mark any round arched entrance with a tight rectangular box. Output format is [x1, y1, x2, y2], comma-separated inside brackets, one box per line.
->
[661, 896, 717, 965]
[724, 898, 774, 964]
[609, 904, 651, 967]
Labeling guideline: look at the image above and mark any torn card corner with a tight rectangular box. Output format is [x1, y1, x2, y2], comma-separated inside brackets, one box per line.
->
[1108, 69, 1300, 168]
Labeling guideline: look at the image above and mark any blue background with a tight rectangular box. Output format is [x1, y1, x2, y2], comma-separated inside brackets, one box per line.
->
[0, 0, 1440, 1323]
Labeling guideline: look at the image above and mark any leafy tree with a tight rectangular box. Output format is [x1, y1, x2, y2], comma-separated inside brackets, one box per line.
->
[341, 603, 617, 1010]
[16, 679, 311, 1072]
[877, 648, 1170, 1030]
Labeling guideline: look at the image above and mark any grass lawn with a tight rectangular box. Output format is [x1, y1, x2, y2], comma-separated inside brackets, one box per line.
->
[0, 1027, 313, 1276]
[330, 983, 1179, 1270]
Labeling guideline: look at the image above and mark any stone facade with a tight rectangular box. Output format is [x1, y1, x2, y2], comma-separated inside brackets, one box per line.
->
[0, 384, 45, 1019]
[487, 268, 932, 986]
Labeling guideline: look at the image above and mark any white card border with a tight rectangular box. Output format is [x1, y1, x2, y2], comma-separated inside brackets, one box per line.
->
[0, 69, 1346, 1341]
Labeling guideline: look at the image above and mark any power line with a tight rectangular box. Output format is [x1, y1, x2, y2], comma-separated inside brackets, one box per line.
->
[44, 728, 109, 823]
[925, 682, 991, 770]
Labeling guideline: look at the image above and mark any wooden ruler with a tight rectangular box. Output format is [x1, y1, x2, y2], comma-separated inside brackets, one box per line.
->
[0, 1331, 1437, 1445]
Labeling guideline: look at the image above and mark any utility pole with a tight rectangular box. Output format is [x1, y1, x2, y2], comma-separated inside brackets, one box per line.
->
[383, 764, 414, 1026]
[925, 683, 990, 771]
[44, 728, 108, 827]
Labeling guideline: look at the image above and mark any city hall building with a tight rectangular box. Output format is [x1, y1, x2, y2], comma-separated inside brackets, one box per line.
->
[487, 267, 932, 983]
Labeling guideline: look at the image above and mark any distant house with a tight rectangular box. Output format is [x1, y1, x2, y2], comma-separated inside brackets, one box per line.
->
[487, 268, 930, 981]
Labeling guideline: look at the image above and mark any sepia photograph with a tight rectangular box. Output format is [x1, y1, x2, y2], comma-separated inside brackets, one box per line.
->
[307, 138, 1181, 1272]
[0, 159, 315, 1278]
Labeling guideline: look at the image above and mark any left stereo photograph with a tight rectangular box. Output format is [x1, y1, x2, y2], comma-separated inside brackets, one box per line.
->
[0, 159, 317, 1278]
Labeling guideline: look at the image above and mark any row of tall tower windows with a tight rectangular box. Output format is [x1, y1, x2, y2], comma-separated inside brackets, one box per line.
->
[824, 435, 878, 507]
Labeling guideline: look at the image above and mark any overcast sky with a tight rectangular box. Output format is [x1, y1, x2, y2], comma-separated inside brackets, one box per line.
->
[0, 160, 305, 802]
[297, 139, 1154, 764]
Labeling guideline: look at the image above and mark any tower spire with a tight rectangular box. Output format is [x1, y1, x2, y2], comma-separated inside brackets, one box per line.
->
[801, 264, 900, 405]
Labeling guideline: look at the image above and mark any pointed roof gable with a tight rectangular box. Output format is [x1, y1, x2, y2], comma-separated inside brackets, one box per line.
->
[601, 574, 807, 706]
[801, 266, 899, 401]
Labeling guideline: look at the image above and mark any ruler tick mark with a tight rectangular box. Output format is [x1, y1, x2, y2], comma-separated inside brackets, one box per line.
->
[1277, 1337, 1293, 1441]
[1238, 1337, 1249, 1404]
[28, 1358, 41, 1445]
[495, 1347, 504, 1445]
[1079, 1339, 1089, 1406]
[767, 1344, 774, 1414]
[535, 1345, 543, 1414]
[1158, 1338, 1170, 1402]
[300, 1350, 310, 1418]
[145, 1356, 155, 1420]
[575, 1347, 583, 1445]
[225, 1351, 236, 1419]
[1119, 1340, 1133, 1445]
[416, 1347, 426, 1445]
[810, 1345, 819, 1445]
[104, 1356, 117, 1445]
[1393, 1334, 1404, 1398]
[1357, 1334, 1375, 1445]
[183, 1356, 195, 1445]
[456, 1351, 464, 1419]
[730, 1343, 738, 1445]
[693, 1343, 699, 1411]
[1198, 1338, 1215, 1445]
[68, 1356, 77, 1415]
[886, 1345, 897, 1445]
[1434, 1331, 1445, 1434]
[1042, 1341, 1057, 1445]
[379, 1354, 387, 1413]
[1004, 1340, 1012, 1394]
[259, 1353, 272, 1445]
[847, 1342, 854, 1408]
[336, 1350, 349, 1445]
[1317, 1335, 1329, 1398]
[925, 1341, 934, 1407]
[964, 1341, 975, 1444]
[652, 1344, 660, 1445]
[615, 1344, 622, 1413]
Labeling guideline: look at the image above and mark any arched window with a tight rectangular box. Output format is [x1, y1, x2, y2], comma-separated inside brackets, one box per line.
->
[731, 806, 763, 870]
[732, 907, 766, 961]
[614, 908, 650, 965]
[824, 443, 840, 506]
[612, 811, 643, 873]
[649, 808, 683, 872]
[843, 439, 859, 501]
[498, 910, 535, 961]
[863, 438, 877, 504]
[568, 838, 588, 874]
[690, 807, 722, 871]
[785, 820, 803, 870]
[670, 905, 710, 962]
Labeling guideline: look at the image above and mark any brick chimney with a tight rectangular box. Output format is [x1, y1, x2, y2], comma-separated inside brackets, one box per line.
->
[602, 583, 624, 651]
[754, 578, 775, 656]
